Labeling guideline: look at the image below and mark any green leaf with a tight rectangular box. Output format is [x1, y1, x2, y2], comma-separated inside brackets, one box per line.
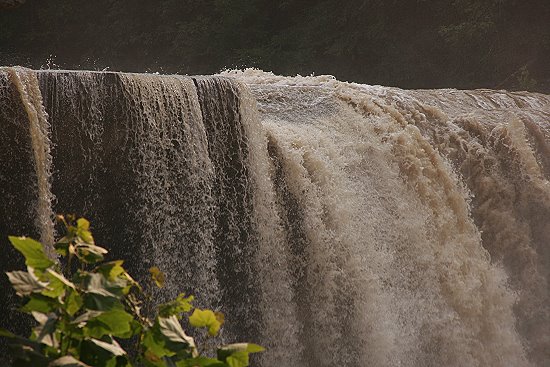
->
[81, 270, 127, 311]
[158, 316, 196, 349]
[220, 343, 264, 354]
[142, 316, 196, 359]
[83, 293, 121, 311]
[0, 327, 16, 338]
[75, 241, 107, 264]
[49, 356, 91, 367]
[84, 273, 126, 298]
[246, 344, 264, 353]
[7, 270, 47, 296]
[95, 309, 134, 336]
[189, 309, 223, 336]
[78, 229, 94, 244]
[21, 294, 58, 313]
[1, 326, 43, 349]
[8, 344, 50, 366]
[84, 308, 134, 338]
[42, 269, 74, 299]
[54, 239, 70, 257]
[217, 344, 264, 367]
[41, 276, 65, 299]
[127, 319, 143, 339]
[31, 311, 49, 325]
[77, 218, 90, 231]
[149, 266, 165, 288]
[80, 338, 126, 367]
[226, 351, 249, 367]
[8, 236, 55, 270]
[66, 289, 83, 316]
[158, 293, 194, 318]
[76, 218, 95, 244]
[32, 312, 58, 347]
[47, 269, 76, 289]
[175, 357, 227, 367]
[88, 337, 127, 356]
[142, 327, 174, 359]
[96, 261, 125, 281]
[73, 310, 104, 327]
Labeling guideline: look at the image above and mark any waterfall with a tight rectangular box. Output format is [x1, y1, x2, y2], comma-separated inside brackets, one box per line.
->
[4, 67, 55, 256]
[1, 67, 549, 366]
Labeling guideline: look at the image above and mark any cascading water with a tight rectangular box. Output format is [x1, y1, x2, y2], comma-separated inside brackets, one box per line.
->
[4, 68, 55, 255]
[0, 67, 548, 366]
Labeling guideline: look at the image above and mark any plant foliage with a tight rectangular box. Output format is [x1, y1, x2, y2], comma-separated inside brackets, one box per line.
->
[0, 215, 263, 367]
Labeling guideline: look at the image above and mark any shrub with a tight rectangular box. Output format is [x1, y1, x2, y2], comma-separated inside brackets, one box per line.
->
[0, 215, 263, 367]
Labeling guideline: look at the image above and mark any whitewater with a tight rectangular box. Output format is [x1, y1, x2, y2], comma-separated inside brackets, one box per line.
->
[0, 67, 548, 366]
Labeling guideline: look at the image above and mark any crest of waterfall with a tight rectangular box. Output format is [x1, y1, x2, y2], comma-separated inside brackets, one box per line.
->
[1, 67, 549, 366]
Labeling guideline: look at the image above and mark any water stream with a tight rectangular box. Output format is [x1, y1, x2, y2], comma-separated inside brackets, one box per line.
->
[0, 67, 548, 366]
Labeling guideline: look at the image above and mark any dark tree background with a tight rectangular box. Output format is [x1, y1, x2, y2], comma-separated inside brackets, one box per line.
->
[0, 0, 549, 92]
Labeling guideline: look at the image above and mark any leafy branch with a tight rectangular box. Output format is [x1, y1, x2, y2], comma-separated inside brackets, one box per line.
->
[1, 215, 263, 367]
